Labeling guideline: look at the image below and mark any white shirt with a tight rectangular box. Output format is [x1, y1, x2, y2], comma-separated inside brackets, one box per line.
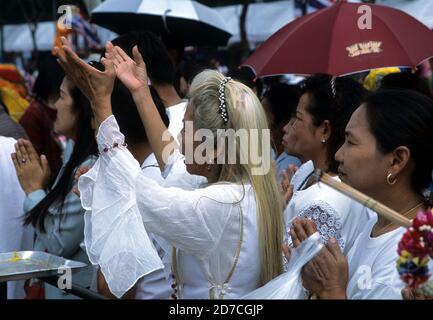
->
[346, 213, 407, 299]
[0, 136, 34, 299]
[165, 100, 188, 144]
[78, 115, 263, 299]
[284, 161, 371, 256]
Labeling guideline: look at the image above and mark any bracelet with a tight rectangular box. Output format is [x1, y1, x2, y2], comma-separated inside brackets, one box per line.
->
[397, 208, 433, 291]
[102, 142, 127, 153]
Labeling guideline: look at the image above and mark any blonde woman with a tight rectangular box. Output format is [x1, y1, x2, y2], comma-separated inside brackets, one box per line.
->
[54, 38, 284, 299]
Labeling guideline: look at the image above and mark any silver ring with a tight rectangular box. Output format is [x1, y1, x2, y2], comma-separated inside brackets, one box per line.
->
[20, 158, 26, 164]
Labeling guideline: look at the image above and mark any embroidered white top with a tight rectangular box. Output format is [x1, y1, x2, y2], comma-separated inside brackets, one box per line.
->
[78, 115, 262, 299]
[284, 162, 371, 256]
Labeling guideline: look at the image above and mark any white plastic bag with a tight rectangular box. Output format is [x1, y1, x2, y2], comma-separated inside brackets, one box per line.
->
[243, 232, 323, 299]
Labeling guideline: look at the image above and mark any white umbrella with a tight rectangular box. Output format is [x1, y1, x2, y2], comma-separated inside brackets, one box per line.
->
[216, 0, 295, 46]
[91, 0, 232, 46]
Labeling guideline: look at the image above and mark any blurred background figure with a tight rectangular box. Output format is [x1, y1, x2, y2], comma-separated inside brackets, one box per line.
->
[0, 102, 27, 140]
[0, 136, 34, 299]
[380, 71, 432, 98]
[261, 82, 301, 180]
[19, 56, 65, 176]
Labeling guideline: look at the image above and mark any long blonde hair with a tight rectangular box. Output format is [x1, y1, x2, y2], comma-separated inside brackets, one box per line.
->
[189, 70, 284, 285]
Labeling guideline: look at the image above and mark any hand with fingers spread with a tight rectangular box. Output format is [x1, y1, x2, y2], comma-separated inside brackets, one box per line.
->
[53, 37, 116, 122]
[109, 44, 149, 94]
[11, 139, 51, 195]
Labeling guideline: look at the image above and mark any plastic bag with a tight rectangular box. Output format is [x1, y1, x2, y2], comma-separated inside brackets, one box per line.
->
[243, 232, 323, 299]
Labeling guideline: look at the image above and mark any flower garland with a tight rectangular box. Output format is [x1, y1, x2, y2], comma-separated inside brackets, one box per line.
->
[397, 209, 433, 294]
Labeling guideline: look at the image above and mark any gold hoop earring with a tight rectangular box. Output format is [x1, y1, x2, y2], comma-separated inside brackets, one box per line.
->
[386, 172, 397, 185]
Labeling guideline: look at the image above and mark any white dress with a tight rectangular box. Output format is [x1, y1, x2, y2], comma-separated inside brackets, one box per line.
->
[78, 115, 262, 299]
[284, 161, 372, 256]
[0, 136, 34, 299]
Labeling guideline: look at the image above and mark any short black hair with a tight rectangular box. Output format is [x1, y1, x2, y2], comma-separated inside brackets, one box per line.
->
[105, 31, 175, 86]
[229, 67, 263, 97]
[302, 74, 366, 173]
[380, 72, 432, 98]
[111, 80, 169, 144]
[364, 89, 433, 203]
[262, 83, 300, 126]
[32, 56, 64, 103]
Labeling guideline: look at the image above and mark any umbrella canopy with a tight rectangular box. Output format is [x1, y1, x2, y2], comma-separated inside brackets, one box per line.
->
[242, 2, 433, 77]
[91, 0, 232, 46]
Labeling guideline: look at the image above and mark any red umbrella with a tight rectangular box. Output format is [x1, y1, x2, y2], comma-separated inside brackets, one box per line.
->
[242, 2, 433, 77]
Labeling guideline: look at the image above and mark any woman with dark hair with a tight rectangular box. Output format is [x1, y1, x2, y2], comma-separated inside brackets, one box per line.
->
[261, 83, 301, 181]
[11, 76, 97, 299]
[282, 75, 370, 260]
[291, 89, 433, 299]
[19, 57, 65, 176]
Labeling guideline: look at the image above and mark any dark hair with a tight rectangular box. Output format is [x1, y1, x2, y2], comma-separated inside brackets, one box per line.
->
[302, 74, 366, 173]
[111, 79, 169, 143]
[363, 89, 433, 205]
[229, 67, 263, 97]
[32, 56, 64, 104]
[24, 77, 97, 232]
[106, 31, 175, 86]
[262, 83, 300, 126]
[380, 72, 432, 98]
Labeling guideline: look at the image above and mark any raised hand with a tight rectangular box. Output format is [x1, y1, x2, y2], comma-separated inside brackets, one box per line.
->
[108, 44, 149, 94]
[11, 139, 51, 195]
[53, 37, 116, 118]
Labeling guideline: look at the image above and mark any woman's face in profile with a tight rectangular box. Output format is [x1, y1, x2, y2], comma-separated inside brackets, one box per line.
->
[335, 104, 390, 197]
[53, 78, 79, 139]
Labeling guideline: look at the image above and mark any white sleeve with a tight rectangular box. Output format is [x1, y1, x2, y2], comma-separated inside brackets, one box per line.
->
[78, 116, 235, 296]
[78, 116, 164, 298]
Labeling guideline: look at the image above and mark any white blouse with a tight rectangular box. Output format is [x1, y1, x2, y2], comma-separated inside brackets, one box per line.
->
[284, 162, 371, 256]
[345, 213, 406, 299]
[78, 115, 262, 299]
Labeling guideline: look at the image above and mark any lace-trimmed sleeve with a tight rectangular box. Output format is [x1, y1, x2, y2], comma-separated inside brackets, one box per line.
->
[287, 200, 345, 250]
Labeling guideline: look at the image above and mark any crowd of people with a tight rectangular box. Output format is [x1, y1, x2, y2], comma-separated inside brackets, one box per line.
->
[0, 29, 432, 300]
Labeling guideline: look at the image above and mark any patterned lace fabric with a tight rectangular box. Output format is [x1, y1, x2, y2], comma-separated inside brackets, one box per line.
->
[286, 200, 345, 251]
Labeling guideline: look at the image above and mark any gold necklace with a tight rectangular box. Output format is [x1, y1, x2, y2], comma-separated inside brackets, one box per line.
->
[377, 201, 424, 233]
